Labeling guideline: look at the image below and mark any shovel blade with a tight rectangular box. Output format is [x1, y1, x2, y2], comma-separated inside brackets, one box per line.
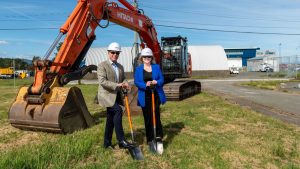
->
[128, 146, 144, 160]
[149, 140, 157, 153]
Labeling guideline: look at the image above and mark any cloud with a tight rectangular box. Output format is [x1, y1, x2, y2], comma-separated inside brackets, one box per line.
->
[0, 40, 8, 45]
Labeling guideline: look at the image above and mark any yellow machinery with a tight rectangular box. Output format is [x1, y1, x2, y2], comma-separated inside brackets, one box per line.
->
[0, 67, 14, 79]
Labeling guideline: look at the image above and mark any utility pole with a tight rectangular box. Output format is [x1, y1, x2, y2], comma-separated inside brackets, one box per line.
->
[13, 56, 15, 88]
[133, 0, 139, 72]
[278, 43, 282, 57]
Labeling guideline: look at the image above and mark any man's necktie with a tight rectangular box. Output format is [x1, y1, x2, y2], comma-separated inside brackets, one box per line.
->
[112, 63, 119, 82]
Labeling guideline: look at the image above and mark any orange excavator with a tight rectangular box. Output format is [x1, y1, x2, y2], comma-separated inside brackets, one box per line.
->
[9, 0, 200, 133]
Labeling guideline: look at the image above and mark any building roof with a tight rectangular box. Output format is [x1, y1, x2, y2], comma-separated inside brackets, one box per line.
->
[224, 47, 260, 50]
[248, 56, 264, 61]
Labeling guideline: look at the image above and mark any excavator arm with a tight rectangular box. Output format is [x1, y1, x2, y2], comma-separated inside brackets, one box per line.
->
[8, 0, 164, 133]
[52, 0, 162, 75]
[30, 0, 162, 95]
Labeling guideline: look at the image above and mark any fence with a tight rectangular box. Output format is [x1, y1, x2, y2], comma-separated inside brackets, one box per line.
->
[247, 56, 300, 79]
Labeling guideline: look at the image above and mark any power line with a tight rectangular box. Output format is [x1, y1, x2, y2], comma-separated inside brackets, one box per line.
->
[0, 19, 64, 22]
[0, 28, 57, 31]
[153, 19, 300, 30]
[1, 24, 300, 36]
[2, 18, 299, 30]
[141, 5, 300, 23]
[155, 24, 300, 36]
[2, 18, 300, 30]
[0, 11, 68, 18]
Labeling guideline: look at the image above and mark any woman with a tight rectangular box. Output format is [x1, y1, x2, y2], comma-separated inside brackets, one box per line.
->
[134, 48, 166, 154]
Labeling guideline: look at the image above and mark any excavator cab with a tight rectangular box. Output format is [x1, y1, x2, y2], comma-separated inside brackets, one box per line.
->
[161, 36, 201, 101]
[161, 36, 191, 82]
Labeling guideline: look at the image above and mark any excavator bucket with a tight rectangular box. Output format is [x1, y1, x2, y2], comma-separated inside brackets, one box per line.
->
[9, 86, 95, 133]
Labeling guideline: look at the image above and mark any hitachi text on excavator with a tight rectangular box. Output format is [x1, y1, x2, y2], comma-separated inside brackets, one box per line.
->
[9, 0, 201, 133]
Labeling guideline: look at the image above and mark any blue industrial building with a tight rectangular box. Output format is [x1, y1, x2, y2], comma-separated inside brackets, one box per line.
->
[225, 48, 260, 66]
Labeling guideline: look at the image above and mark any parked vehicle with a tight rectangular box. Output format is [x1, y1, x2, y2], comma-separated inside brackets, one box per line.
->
[259, 64, 273, 72]
[265, 66, 274, 72]
[0, 67, 14, 79]
[230, 67, 239, 74]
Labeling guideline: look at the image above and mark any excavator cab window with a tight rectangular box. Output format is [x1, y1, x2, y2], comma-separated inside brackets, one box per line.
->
[161, 36, 189, 79]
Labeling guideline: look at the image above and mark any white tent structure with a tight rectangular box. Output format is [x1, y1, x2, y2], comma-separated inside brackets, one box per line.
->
[188, 45, 228, 71]
[85, 47, 135, 72]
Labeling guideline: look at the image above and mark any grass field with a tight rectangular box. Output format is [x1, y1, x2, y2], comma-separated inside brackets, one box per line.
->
[240, 80, 300, 94]
[0, 78, 300, 168]
[240, 80, 287, 90]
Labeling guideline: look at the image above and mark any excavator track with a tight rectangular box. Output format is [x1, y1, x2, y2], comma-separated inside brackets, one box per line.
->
[163, 80, 201, 101]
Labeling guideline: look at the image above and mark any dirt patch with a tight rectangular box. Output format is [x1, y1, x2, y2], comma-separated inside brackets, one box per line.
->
[222, 151, 262, 168]
[0, 124, 41, 153]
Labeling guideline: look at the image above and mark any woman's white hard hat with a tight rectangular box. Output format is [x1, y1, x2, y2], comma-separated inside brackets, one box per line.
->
[141, 48, 153, 56]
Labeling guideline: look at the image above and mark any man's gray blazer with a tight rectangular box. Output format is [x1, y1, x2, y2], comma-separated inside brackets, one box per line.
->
[97, 59, 127, 108]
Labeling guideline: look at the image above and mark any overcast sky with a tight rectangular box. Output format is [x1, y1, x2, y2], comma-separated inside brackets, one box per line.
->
[0, 0, 300, 60]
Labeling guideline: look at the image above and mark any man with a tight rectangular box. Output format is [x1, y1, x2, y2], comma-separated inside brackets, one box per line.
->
[97, 42, 133, 149]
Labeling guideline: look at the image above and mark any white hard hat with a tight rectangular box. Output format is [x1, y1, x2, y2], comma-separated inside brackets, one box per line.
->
[107, 42, 121, 52]
[141, 48, 153, 56]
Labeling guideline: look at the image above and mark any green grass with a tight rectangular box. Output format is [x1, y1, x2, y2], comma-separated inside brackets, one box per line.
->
[240, 80, 288, 90]
[0, 78, 33, 121]
[267, 72, 287, 78]
[296, 73, 300, 80]
[240, 80, 300, 94]
[0, 79, 300, 168]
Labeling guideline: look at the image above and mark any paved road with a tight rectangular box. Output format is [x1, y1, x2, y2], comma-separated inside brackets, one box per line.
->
[201, 79, 300, 126]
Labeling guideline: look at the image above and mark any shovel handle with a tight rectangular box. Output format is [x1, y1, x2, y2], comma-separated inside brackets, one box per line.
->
[151, 90, 156, 127]
[124, 92, 133, 133]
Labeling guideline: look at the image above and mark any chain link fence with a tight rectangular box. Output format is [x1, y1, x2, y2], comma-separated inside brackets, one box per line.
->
[247, 56, 300, 79]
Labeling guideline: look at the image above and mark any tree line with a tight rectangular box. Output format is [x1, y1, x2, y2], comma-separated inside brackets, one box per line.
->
[0, 56, 42, 69]
[0, 42, 62, 70]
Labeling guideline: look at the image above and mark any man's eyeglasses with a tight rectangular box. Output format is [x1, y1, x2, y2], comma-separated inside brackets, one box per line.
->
[110, 51, 120, 55]
[143, 56, 152, 58]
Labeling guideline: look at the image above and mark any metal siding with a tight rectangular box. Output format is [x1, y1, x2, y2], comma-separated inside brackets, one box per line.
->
[227, 58, 242, 68]
[225, 48, 258, 67]
[243, 49, 257, 66]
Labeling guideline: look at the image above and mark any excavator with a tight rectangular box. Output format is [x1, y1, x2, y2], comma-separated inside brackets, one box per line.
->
[9, 0, 201, 133]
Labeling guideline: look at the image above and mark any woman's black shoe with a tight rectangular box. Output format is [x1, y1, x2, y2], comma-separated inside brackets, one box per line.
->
[104, 144, 114, 149]
[118, 140, 135, 149]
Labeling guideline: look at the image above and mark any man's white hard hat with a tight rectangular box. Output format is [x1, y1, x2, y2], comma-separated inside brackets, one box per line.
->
[140, 48, 153, 56]
[107, 42, 121, 52]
